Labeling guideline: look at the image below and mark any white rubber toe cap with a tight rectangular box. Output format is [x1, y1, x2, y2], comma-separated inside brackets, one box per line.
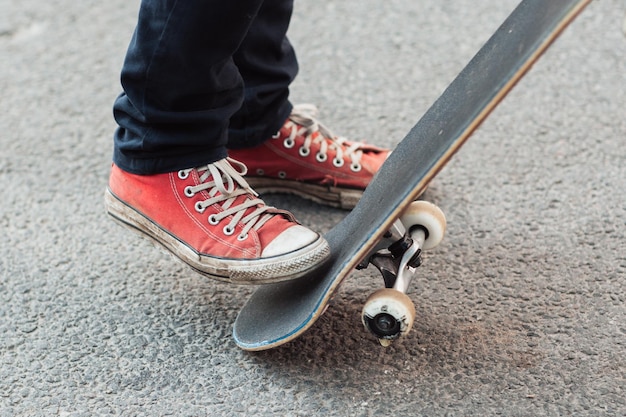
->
[261, 225, 320, 258]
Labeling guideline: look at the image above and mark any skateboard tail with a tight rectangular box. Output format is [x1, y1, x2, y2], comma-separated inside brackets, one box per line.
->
[233, 260, 340, 351]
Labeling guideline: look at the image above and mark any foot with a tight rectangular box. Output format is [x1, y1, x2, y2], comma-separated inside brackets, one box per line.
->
[228, 104, 390, 209]
[105, 158, 330, 284]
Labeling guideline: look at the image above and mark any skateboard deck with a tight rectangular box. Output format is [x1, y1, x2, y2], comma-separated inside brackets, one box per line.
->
[233, 0, 591, 351]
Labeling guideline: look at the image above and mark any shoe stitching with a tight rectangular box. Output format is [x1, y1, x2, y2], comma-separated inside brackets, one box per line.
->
[169, 170, 260, 258]
[264, 141, 357, 181]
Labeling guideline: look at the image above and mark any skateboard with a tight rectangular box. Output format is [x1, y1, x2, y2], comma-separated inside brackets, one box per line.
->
[233, 0, 591, 351]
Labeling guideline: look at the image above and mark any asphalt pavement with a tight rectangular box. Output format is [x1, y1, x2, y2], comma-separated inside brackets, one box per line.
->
[1, 0, 625, 415]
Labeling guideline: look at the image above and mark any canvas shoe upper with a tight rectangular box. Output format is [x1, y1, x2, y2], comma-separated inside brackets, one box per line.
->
[228, 104, 390, 209]
[105, 158, 330, 284]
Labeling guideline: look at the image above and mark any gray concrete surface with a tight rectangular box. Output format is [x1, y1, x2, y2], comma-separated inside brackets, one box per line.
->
[1, 0, 624, 415]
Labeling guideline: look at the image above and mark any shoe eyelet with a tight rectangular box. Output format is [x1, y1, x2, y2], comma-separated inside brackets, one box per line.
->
[333, 158, 344, 168]
[299, 147, 310, 157]
[195, 202, 205, 213]
[223, 225, 235, 236]
[283, 138, 295, 149]
[256, 169, 265, 176]
[350, 163, 362, 172]
[184, 186, 195, 197]
[316, 152, 328, 163]
[237, 233, 248, 241]
[272, 131, 281, 139]
[208, 215, 220, 226]
[278, 171, 287, 179]
[178, 170, 190, 180]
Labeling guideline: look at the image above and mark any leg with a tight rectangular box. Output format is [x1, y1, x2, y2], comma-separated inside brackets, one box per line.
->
[225, 2, 390, 210]
[113, 0, 266, 175]
[227, 0, 299, 149]
[107, 0, 330, 284]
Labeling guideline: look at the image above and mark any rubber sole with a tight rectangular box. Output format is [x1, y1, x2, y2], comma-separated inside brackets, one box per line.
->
[104, 188, 330, 285]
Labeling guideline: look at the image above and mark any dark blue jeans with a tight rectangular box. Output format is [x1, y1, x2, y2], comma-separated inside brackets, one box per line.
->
[113, 0, 298, 174]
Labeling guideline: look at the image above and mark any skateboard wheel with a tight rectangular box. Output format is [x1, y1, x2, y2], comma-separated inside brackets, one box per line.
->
[400, 200, 446, 250]
[362, 289, 415, 345]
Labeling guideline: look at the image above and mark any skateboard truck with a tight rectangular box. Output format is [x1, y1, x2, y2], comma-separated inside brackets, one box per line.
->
[359, 201, 446, 347]
[357, 224, 423, 289]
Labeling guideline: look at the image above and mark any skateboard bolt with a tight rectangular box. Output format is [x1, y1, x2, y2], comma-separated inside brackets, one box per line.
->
[367, 313, 401, 338]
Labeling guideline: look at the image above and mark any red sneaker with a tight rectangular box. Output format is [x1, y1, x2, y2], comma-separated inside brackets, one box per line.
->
[228, 104, 390, 209]
[105, 158, 330, 284]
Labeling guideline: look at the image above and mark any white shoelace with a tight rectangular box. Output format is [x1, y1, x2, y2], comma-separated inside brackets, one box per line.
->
[179, 158, 275, 240]
[284, 104, 364, 172]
